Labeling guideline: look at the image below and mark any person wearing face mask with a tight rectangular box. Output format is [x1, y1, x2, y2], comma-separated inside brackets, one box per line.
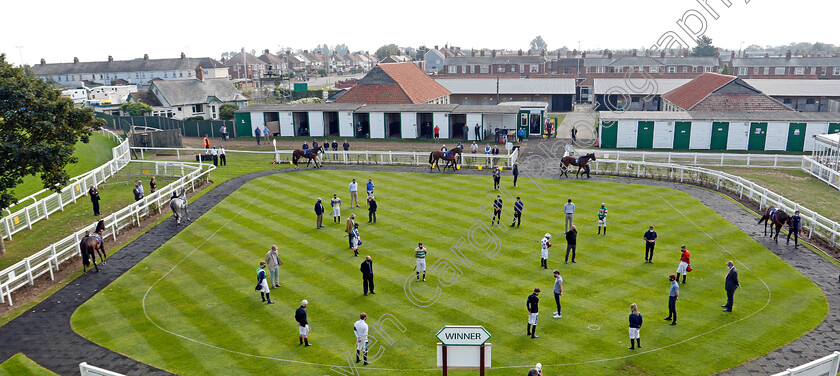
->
[723, 261, 740, 312]
[787, 210, 801, 248]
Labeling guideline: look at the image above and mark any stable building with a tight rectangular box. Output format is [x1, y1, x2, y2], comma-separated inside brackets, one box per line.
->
[333, 62, 450, 105]
[434, 78, 575, 112]
[233, 103, 539, 140]
[599, 111, 840, 152]
[593, 78, 691, 111]
[661, 73, 792, 112]
[743, 79, 840, 112]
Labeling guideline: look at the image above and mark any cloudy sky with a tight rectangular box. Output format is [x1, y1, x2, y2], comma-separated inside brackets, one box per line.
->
[2, 0, 838, 65]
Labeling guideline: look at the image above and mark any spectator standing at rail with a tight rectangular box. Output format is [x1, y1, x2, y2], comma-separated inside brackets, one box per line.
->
[343, 140, 350, 151]
[470, 141, 478, 153]
[133, 180, 144, 201]
[254, 127, 261, 145]
[88, 185, 101, 216]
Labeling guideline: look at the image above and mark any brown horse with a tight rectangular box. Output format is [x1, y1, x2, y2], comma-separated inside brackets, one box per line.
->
[758, 206, 790, 243]
[429, 147, 463, 172]
[292, 146, 324, 169]
[80, 229, 107, 274]
[560, 153, 596, 178]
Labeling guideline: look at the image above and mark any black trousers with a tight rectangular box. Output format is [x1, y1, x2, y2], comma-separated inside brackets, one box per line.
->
[492, 209, 501, 223]
[668, 296, 677, 321]
[369, 210, 376, 223]
[725, 288, 735, 310]
[513, 174, 518, 186]
[220, 155, 226, 166]
[511, 212, 521, 227]
[92, 200, 100, 216]
[256, 135, 260, 145]
[363, 274, 374, 294]
[493, 177, 500, 189]
[212, 155, 218, 166]
[349, 233, 355, 248]
[645, 243, 655, 261]
[787, 229, 799, 245]
[565, 244, 576, 262]
[554, 292, 562, 315]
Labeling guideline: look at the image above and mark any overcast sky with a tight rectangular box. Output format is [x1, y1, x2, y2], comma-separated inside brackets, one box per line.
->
[2, 0, 838, 65]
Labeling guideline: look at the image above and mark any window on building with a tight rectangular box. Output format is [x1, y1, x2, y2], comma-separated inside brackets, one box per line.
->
[775, 67, 785, 75]
[164, 72, 168, 78]
[794, 67, 805, 75]
[704, 66, 712, 72]
[192, 104, 203, 113]
[498, 66, 505, 73]
[596, 67, 605, 73]
[667, 66, 676, 73]
[834, 67, 840, 75]
[650, 66, 659, 73]
[480, 65, 489, 74]
[631, 97, 640, 103]
[179, 72, 183, 77]
[682, 66, 688, 73]
[806, 98, 816, 104]
[783, 98, 792, 104]
[57, 76, 62, 82]
[178, 107, 182, 111]
[71, 75, 75, 81]
[585, 67, 591, 73]
[738, 67, 748, 75]
[65, 75, 69, 81]
[188, 71, 192, 77]
[470, 65, 475, 74]
[448, 66, 456, 74]
[821, 67, 827, 75]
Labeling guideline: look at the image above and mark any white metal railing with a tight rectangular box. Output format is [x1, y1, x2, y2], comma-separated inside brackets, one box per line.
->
[582, 149, 803, 169]
[80, 362, 125, 376]
[131, 147, 520, 168]
[589, 158, 840, 249]
[771, 351, 840, 376]
[802, 156, 840, 191]
[1, 131, 130, 241]
[0, 160, 212, 306]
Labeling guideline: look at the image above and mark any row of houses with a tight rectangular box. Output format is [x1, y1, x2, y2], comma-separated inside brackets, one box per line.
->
[224, 49, 380, 79]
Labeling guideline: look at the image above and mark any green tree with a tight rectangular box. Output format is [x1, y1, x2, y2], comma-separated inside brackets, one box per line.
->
[334, 44, 349, 56]
[0, 54, 103, 255]
[219, 103, 238, 120]
[720, 64, 730, 75]
[374, 44, 400, 60]
[692, 36, 718, 57]
[119, 102, 152, 116]
[529, 36, 548, 54]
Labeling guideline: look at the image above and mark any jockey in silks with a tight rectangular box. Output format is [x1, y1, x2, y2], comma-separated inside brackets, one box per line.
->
[171, 191, 186, 206]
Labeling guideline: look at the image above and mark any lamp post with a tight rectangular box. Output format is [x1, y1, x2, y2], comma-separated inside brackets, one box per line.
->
[15, 46, 24, 67]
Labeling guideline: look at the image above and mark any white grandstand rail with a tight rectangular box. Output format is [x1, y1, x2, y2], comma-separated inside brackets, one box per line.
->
[0, 161, 212, 306]
[1, 132, 130, 241]
[581, 149, 802, 169]
[771, 351, 840, 376]
[79, 362, 125, 376]
[130, 147, 518, 167]
[591, 159, 840, 249]
[801, 156, 840, 191]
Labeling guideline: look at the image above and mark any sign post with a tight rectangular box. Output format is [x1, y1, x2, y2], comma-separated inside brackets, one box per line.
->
[436, 325, 491, 375]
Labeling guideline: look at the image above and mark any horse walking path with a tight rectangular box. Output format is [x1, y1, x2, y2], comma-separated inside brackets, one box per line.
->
[0, 143, 837, 375]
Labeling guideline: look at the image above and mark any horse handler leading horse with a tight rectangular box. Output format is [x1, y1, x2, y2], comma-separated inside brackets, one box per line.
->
[561, 153, 596, 179]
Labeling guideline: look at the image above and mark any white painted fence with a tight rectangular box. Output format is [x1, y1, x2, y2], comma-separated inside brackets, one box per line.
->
[801, 156, 840, 190]
[582, 149, 803, 169]
[1, 130, 130, 241]
[0, 161, 212, 306]
[79, 362, 125, 376]
[589, 158, 840, 248]
[132, 147, 521, 168]
[771, 351, 840, 376]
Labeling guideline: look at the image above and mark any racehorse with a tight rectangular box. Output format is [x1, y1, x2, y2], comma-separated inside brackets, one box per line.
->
[80, 223, 107, 273]
[292, 146, 324, 169]
[561, 153, 596, 178]
[758, 206, 790, 243]
[170, 188, 190, 226]
[428, 147, 463, 172]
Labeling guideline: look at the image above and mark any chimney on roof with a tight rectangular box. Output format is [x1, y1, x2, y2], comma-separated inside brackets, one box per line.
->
[265, 49, 270, 54]
[558, 51, 561, 59]
[434, 45, 439, 50]
[582, 51, 587, 58]
[786, 50, 792, 58]
[481, 50, 485, 57]
[196, 65, 204, 82]
[304, 50, 308, 53]
[567, 51, 572, 58]
[181, 52, 185, 59]
[607, 51, 613, 59]
[660, 50, 666, 58]
[518, 49, 523, 56]
[540, 49, 545, 57]
[108, 55, 114, 62]
[221, 57, 226, 63]
[471, 49, 475, 57]
[40, 58, 45, 65]
[765, 53, 769, 58]
[286, 50, 291, 55]
[397, 49, 401, 56]
[572, 49, 577, 57]
[632, 49, 637, 57]
[731, 51, 735, 58]
[492, 50, 496, 58]
[73, 57, 79, 64]
[715, 49, 720, 58]
[143, 54, 149, 60]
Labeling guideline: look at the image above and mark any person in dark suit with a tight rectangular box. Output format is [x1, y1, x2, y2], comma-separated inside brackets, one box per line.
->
[314, 198, 324, 229]
[367, 197, 377, 223]
[723, 261, 740, 312]
[512, 162, 519, 187]
[644, 226, 657, 263]
[787, 210, 801, 248]
[295, 299, 311, 346]
[88, 185, 101, 216]
[565, 225, 577, 264]
[361, 256, 375, 296]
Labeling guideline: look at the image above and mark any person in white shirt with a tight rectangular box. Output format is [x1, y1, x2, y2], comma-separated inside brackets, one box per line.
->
[330, 194, 342, 223]
[540, 233, 552, 269]
[210, 147, 218, 167]
[354, 313, 370, 365]
[349, 179, 359, 207]
[470, 141, 478, 153]
[219, 147, 226, 166]
[564, 199, 575, 232]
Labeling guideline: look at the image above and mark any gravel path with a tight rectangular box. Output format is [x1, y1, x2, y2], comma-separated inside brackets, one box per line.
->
[0, 140, 836, 375]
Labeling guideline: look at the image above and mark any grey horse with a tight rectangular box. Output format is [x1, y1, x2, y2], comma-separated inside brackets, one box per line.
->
[169, 188, 190, 226]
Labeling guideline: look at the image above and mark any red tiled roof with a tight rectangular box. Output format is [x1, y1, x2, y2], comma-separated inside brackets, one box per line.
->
[378, 63, 450, 103]
[333, 85, 412, 104]
[662, 72, 736, 110]
[691, 94, 793, 112]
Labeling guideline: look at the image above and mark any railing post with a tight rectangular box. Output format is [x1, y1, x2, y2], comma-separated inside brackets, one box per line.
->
[680, 169, 684, 182]
[57, 191, 64, 212]
[668, 153, 672, 164]
[746, 155, 751, 168]
[42, 200, 49, 220]
[71, 184, 78, 204]
[25, 258, 34, 286]
[24, 208, 32, 230]
[641, 151, 646, 163]
[176, 149, 181, 161]
[774, 155, 778, 168]
[720, 154, 724, 167]
[693, 153, 698, 165]
[51, 244, 59, 271]
[3, 218, 11, 241]
[111, 214, 119, 239]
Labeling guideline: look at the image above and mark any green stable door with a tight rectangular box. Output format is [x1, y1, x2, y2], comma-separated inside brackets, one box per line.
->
[829, 123, 840, 134]
[234, 112, 251, 138]
[710, 122, 729, 150]
[673, 121, 691, 149]
[786, 123, 807, 152]
[637, 121, 654, 149]
[600, 121, 618, 148]
[748, 122, 768, 151]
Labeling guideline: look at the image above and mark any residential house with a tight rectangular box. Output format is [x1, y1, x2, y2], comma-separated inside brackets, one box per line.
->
[443, 50, 547, 75]
[258, 50, 288, 78]
[425, 49, 445, 72]
[225, 51, 266, 79]
[661, 72, 791, 112]
[435, 77, 575, 111]
[127, 67, 249, 120]
[333, 62, 450, 105]
[730, 51, 840, 79]
[31, 53, 227, 87]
